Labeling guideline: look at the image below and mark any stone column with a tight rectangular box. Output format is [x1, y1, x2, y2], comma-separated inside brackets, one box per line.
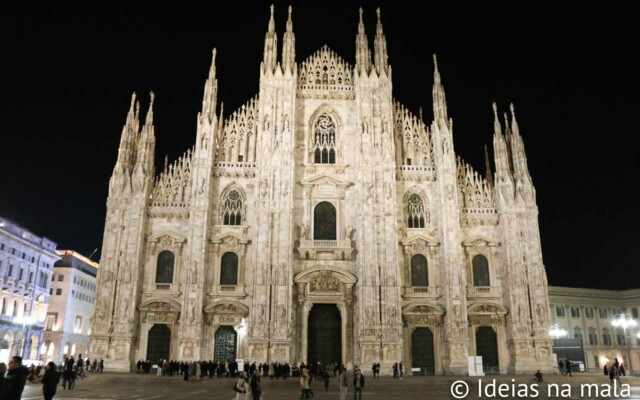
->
[338, 302, 347, 365]
[301, 301, 312, 362]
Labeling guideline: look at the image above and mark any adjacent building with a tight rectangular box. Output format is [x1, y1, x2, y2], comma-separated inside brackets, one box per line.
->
[90, 6, 556, 374]
[43, 250, 99, 364]
[548, 286, 640, 373]
[0, 216, 58, 364]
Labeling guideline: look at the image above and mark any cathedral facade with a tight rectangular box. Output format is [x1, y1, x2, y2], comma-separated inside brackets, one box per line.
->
[90, 6, 555, 374]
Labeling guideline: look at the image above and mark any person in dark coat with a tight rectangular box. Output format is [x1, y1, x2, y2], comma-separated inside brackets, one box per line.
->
[5, 356, 29, 400]
[250, 369, 262, 400]
[41, 362, 61, 400]
[0, 362, 8, 399]
[353, 368, 365, 400]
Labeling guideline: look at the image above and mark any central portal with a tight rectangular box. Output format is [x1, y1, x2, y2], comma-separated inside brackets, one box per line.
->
[308, 304, 342, 365]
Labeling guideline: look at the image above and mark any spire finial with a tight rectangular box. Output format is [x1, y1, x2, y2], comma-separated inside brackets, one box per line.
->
[164, 154, 168, 172]
[288, 5, 292, 20]
[268, 4, 275, 32]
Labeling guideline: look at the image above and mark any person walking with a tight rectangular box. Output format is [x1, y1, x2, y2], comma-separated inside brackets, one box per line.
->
[41, 361, 61, 400]
[353, 368, 364, 400]
[5, 356, 29, 400]
[563, 359, 572, 377]
[250, 370, 262, 400]
[300, 368, 312, 399]
[339, 367, 348, 400]
[234, 371, 250, 400]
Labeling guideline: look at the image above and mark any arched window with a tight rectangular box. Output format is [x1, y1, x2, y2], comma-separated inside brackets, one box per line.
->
[472, 254, 490, 287]
[313, 202, 337, 240]
[0, 298, 6, 314]
[407, 194, 426, 228]
[411, 254, 428, 287]
[155, 251, 175, 284]
[312, 115, 336, 164]
[220, 252, 238, 285]
[12, 300, 18, 317]
[222, 190, 243, 225]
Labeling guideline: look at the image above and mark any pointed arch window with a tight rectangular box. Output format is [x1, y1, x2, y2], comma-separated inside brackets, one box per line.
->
[222, 189, 243, 225]
[220, 252, 238, 285]
[411, 254, 429, 287]
[313, 201, 337, 240]
[472, 254, 490, 287]
[312, 114, 336, 164]
[155, 250, 175, 284]
[407, 194, 426, 228]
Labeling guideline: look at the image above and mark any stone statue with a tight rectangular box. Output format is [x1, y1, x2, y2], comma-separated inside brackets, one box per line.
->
[300, 223, 308, 240]
[345, 226, 355, 240]
[190, 262, 198, 284]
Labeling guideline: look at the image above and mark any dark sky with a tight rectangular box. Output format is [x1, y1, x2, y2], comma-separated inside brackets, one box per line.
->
[1, 1, 639, 290]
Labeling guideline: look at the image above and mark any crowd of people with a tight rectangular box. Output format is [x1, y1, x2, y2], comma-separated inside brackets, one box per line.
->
[0, 354, 105, 400]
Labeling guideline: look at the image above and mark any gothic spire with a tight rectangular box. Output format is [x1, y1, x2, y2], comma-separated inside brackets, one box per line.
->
[262, 4, 278, 74]
[282, 5, 296, 74]
[492, 102, 511, 178]
[355, 8, 371, 75]
[509, 103, 530, 177]
[201, 48, 218, 125]
[115, 93, 140, 173]
[432, 54, 449, 123]
[373, 8, 388, 76]
[484, 144, 494, 187]
[135, 92, 156, 176]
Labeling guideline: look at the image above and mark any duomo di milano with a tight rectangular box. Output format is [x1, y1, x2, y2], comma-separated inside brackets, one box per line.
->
[89, 6, 556, 374]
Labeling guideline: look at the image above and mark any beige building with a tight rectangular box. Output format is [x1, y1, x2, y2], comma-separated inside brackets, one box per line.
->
[90, 6, 555, 374]
[548, 286, 640, 373]
[43, 250, 99, 364]
[0, 216, 58, 364]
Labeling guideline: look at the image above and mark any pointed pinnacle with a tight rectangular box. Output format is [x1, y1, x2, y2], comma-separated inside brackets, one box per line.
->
[286, 5, 293, 32]
[209, 48, 217, 79]
[358, 8, 365, 33]
[145, 91, 155, 125]
[267, 4, 275, 32]
[433, 54, 441, 83]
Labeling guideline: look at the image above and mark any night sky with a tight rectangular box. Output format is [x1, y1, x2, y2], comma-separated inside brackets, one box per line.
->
[1, 1, 639, 290]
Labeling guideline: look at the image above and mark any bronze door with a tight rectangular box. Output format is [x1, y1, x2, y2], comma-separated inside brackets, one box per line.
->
[476, 326, 499, 373]
[411, 327, 435, 375]
[214, 326, 237, 361]
[147, 324, 171, 364]
[308, 304, 341, 365]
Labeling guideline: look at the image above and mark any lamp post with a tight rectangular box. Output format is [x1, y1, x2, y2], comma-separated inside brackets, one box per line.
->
[14, 315, 37, 360]
[611, 313, 637, 374]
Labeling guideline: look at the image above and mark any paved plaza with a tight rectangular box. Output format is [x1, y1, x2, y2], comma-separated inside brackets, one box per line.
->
[18, 372, 640, 400]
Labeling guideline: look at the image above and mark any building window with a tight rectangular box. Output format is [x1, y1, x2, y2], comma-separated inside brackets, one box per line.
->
[74, 316, 82, 334]
[312, 114, 336, 164]
[617, 334, 626, 346]
[588, 331, 598, 346]
[410, 254, 428, 287]
[155, 250, 175, 284]
[573, 328, 582, 340]
[406, 194, 426, 228]
[8, 264, 13, 277]
[556, 306, 565, 317]
[632, 308, 639, 319]
[18, 269, 23, 280]
[222, 189, 243, 225]
[0, 243, 4, 250]
[220, 252, 238, 285]
[58, 275, 64, 281]
[602, 331, 612, 346]
[570, 307, 580, 318]
[45, 314, 55, 331]
[472, 254, 490, 287]
[585, 307, 594, 318]
[28, 272, 33, 284]
[599, 308, 607, 319]
[313, 201, 337, 240]
[12, 300, 18, 316]
[593, 355, 600, 368]
[0, 298, 6, 314]
[56, 288, 62, 295]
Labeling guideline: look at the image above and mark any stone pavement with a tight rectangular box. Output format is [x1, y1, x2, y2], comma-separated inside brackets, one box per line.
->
[19, 372, 640, 400]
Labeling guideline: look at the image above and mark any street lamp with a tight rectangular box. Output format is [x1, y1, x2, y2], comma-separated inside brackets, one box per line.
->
[611, 313, 637, 374]
[14, 315, 37, 360]
[549, 323, 567, 339]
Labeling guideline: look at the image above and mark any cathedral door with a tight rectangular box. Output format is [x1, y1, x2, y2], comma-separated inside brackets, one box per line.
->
[214, 326, 237, 361]
[476, 327, 499, 373]
[147, 324, 171, 364]
[411, 327, 435, 375]
[308, 304, 341, 365]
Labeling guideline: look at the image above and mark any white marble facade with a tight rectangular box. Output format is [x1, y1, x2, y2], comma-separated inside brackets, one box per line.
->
[90, 6, 555, 374]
